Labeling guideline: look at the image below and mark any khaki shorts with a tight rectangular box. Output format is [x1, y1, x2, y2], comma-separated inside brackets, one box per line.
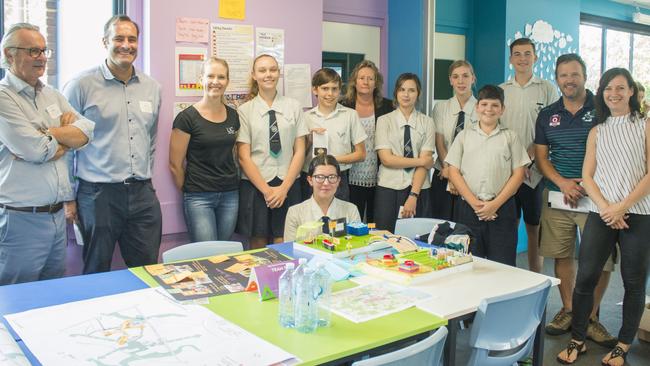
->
[539, 189, 617, 272]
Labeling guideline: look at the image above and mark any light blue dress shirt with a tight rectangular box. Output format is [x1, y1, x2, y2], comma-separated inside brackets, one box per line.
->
[63, 61, 161, 183]
[0, 71, 94, 206]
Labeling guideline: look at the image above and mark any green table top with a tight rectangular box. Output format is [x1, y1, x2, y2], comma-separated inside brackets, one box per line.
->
[130, 266, 446, 365]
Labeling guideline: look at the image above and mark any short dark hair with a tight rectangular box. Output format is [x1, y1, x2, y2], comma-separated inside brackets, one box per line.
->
[103, 15, 140, 39]
[477, 85, 505, 105]
[555, 53, 587, 80]
[392, 73, 421, 107]
[594, 67, 641, 124]
[312, 68, 342, 88]
[308, 154, 341, 177]
[509, 37, 536, 55]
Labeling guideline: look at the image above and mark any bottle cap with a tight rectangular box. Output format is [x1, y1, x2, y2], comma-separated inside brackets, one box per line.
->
[285, 262, 295, 270]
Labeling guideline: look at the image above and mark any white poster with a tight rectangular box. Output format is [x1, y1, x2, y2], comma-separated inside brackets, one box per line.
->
[255, 27, 285, 70]
[173, 102, 194, 119]
[6, 288, 297, 365]
[284, 64, 312, 108]
[211, 23, 255, 93]
[175, 47, 208, 97]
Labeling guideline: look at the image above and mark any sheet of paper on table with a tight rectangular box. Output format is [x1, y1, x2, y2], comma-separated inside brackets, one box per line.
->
[323, 282, 431, 323]
[5, 288, 297, 366]
[0, 322, 29, 366]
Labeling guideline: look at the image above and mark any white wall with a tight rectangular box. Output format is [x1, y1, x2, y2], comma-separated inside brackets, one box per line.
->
[322, 21, 381, 66]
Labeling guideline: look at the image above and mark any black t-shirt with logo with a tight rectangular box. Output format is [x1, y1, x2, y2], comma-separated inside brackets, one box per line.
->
[173, 105, 240, 192]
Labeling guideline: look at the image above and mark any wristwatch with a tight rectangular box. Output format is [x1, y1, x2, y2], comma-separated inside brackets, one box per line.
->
[409, 191, 419, 198]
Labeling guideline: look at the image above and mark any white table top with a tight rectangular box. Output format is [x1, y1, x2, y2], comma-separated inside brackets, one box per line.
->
[353, 257, 560, 319]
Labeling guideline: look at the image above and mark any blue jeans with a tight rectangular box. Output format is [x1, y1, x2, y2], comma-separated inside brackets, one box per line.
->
[183, 190, 239, 242]
[0, 206, 66, 285]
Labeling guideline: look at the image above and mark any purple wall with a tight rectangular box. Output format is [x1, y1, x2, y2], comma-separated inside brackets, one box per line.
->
[323, 0, 389, 92]
[141, 0, 323, 234]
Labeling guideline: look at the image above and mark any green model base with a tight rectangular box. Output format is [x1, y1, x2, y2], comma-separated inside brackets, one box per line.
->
[300, 234, 376, 253]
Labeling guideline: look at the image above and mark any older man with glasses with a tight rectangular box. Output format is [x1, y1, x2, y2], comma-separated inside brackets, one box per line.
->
[0, 23, 94, 285]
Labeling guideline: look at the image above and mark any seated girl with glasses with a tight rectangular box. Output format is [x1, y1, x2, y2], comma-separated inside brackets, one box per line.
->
[284, 154, 361, 242]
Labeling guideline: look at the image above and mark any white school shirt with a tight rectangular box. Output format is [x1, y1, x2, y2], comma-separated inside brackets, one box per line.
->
[237, 94, 309, 182]
[445, 123, 530, 201]
[432, 95, 478, 170]
[375, 109, 436, 190]
[499, 76, 558, 149]
[284, 196, 361, 242]
[302, 104, 367, 172]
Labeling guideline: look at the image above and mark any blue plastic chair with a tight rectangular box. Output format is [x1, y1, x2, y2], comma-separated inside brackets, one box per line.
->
[466, 279, 552, 366]
[394, 218, 450, 239]
[162, 241, 244, 263]
[351, 326, 448, 366]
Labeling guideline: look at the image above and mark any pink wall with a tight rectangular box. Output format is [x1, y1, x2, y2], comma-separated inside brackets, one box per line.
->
[322, 0, 389, 93]
[142, 0, 323, 234]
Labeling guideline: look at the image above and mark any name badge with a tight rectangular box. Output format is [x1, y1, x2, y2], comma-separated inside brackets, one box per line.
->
[46, 104, 62, 119]
[139, 101, 153, 114]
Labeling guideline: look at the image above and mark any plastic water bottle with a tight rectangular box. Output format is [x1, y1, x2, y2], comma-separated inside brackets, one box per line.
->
[314, 263, 332, 327]
[278, 262, 296, 328]
[294, 267, 318, 333]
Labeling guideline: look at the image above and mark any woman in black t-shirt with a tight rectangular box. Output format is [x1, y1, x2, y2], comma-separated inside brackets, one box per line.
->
[169, 57, 240, 242]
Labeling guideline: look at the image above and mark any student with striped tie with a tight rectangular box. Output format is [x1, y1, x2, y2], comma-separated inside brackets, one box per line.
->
[374, 73, 435, 233]
[236, 54, 308, 249]
[557, 68, 650, 366]
[431, 60, 478, 220]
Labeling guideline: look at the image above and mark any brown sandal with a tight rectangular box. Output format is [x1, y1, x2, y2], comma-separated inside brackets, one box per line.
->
[601, 345, 628, 366]
[557, 340, 587, 365]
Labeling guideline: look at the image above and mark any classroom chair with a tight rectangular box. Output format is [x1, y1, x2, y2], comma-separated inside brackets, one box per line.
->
[394, 218, 450, 239]
[351, 326, 448, 366]
[162, 241, 244, 263]
[466, 279, 552, 366]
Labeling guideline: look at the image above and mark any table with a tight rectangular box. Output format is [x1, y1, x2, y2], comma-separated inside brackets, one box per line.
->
[0, 251, 446, 365]
[267, 242, 559, 366]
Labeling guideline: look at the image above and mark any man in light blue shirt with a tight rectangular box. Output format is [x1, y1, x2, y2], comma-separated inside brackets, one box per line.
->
[63, 15, 162, 274]
[0, 23, 94, 285]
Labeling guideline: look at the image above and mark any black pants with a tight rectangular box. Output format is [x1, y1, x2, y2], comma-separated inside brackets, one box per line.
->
[350, 184, 376, 222]
[454, 197, 518, 266]
[572, 212, 650, 344]
[77, 179, 162, 274]
[300, 170, 350, 201]
[374, 185, 432, 233]
[429, 170, 455, 220]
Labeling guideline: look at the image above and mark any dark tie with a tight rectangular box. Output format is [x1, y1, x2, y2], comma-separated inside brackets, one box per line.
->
[268, 110, 281, 157]
[404, 125, 414, 172]
[321, 216, 330, 234]
[453, 111, 465, 140]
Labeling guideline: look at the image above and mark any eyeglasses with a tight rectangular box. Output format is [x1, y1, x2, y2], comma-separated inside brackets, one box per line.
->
[10, 47, 53, 59]
[312, 174, 340, 184]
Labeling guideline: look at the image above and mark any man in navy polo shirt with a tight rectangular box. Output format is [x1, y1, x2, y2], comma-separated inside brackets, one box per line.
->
[534, 53, 616, 347]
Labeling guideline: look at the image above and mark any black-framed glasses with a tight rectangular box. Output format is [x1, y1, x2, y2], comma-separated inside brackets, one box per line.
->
[312, 174, 340, 184]
[10, 47, 53, 59]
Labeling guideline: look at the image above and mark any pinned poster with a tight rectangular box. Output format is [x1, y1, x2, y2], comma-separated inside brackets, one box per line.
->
[173, 102, 194, 119]
[255, 27, 285, 70]
[211, 24, 254, 93]
[219, 0, 246, 20]
[175, 17, 210, 43]
[245, 260, 299, 301]
[175, 47, 207, 97]
[284, 64, 312, 108]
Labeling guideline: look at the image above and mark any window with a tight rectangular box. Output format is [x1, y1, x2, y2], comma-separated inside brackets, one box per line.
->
[1, 0, 120, 87]
[580, 13, 650, 92]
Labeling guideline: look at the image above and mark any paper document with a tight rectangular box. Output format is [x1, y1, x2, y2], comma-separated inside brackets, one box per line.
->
[548, 190, 592, 213]
[312, 130, 328, 157]
[324, 282, 431, 323]
[523, 164, 544, 188]
[6, 288, 297, 366]
[0, 322, 29, 366]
